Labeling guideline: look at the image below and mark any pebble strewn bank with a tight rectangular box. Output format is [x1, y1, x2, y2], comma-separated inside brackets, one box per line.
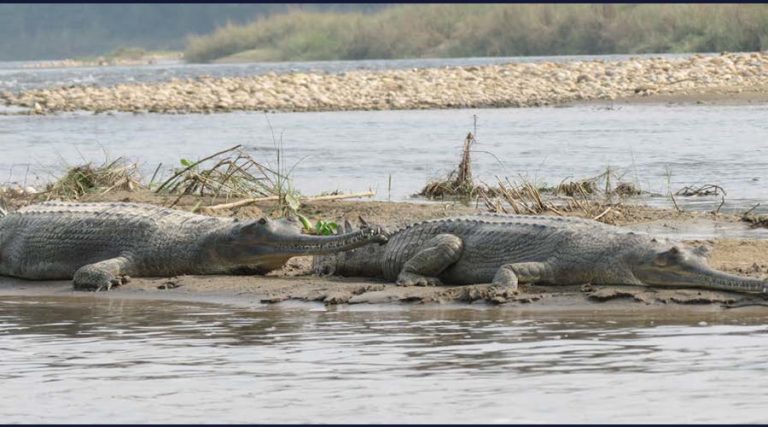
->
[3, 52, 768, 114]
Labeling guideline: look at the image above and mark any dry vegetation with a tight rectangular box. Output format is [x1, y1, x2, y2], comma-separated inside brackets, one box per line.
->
[418, 132, 487, 200]
[417, 132, 645, 224]
[0, 146, 373, 218]
[1, 138, 764, 231]
[185, 4, 768, 63]
[44, 158, 141, 200]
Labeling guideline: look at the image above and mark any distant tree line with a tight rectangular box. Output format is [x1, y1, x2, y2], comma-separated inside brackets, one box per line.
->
[0, 4, 385, 60]
[184, 4, 768, 63]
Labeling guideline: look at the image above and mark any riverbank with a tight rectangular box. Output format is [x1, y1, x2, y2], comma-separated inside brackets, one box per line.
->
[1, 192, 767, 309]
[3, 52, 768, 114]
[20, 50, 183, 69]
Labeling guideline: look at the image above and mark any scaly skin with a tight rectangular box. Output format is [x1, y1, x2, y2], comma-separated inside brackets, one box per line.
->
[0, 201, 385, 291]
[313, 213, 768, 294]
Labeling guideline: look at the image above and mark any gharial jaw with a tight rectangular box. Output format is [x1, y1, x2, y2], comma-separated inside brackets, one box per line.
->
[629, 241, 768, 294]
[210, 216, 387, 271]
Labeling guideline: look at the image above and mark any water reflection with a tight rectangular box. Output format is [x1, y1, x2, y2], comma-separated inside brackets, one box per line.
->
[3, 297, 768, 422]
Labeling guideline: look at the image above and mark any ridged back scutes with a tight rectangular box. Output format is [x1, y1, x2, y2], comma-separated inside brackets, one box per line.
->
[387, 213, 615, 237]
[15, 201, 227, 227]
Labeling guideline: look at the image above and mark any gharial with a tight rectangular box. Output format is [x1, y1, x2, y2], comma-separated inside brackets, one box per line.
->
[0, 201, 386, 291]
[313, 214, 768, 294]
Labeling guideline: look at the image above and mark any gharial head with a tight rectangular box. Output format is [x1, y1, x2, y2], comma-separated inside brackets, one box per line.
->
[629, 237, 767, 294]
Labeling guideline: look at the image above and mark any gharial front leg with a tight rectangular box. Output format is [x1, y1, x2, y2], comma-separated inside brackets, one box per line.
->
[73, 256, 134, 292]
[396, 234, 463, 286]
[492, 262, 553, 291]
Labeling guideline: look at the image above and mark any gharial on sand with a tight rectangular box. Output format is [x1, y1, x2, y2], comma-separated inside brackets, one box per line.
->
[0, 201, 385, 291]
[313, 214, 768, 294]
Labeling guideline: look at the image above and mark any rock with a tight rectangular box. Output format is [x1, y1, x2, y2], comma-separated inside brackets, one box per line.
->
[6, 52, 767, 114]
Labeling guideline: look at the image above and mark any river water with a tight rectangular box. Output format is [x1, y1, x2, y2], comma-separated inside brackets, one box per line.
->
[3, 54, 766, 215]
[2, 105, 767, 215]
[2, 57, 768, 423]
[3, 296, 768, 424]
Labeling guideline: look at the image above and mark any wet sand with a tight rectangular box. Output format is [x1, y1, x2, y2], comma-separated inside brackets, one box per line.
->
[1, 242, 767, 312]
[2, 194, 767, 312]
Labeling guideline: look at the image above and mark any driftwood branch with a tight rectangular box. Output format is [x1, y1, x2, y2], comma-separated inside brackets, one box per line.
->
[593, 206, 613, 221]
[201, 191, 376, 212]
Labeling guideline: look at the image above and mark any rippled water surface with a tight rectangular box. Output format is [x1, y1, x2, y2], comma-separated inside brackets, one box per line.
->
[2, 297, 768, 423]
[2, 56, 768, 423]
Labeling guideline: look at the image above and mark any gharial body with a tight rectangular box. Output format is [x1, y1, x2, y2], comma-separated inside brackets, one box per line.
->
[0, 201, 385, 291]
[313, 214, 768, 294]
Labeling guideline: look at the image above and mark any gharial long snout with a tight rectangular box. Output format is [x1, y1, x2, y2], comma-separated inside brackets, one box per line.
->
[269, 226, 387, 255]
[645, 264, 768, 294]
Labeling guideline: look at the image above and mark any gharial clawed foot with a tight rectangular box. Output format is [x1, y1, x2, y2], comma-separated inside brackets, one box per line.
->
[396, 272, 443, 287]
[72, 257, 132, 292]
[490, 284, 519, 298]
[73, 272, 129, 292]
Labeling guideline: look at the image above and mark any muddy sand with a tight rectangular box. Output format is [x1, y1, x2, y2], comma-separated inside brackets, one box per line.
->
[2, 194, 767, 311]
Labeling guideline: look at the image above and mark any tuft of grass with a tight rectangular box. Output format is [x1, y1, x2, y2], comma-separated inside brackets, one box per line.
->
[45, 158, 141, 200]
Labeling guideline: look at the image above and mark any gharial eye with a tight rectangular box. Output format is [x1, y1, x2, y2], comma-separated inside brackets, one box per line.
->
[258, 218, 268, 225]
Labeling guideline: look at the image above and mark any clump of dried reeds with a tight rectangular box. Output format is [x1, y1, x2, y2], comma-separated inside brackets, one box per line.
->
[151, 144, 304, 211]
[44, 157, 141, 200]
[419, 132, 492, 200]
[154, 145, 279, 199]
[548, 168, 641, 198]
[552, 179, 597, 197]
[480, 177, 563, 216]
[480, 170, 641, 223]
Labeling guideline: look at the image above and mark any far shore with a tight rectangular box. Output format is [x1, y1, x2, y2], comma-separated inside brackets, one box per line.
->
[19, 51, 183, 69]
[3, 51, 767, 114]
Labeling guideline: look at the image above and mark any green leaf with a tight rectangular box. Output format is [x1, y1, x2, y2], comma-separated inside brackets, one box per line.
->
[315, 220, 338, 236]
[297, 214, 313, 231]
[180, 158, 192, 167]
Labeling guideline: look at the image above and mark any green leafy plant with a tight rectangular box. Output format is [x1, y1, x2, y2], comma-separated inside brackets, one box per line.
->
[295, 213, 338, 235]
[296, 213, 313, 231]
[315, 220, 339, 236]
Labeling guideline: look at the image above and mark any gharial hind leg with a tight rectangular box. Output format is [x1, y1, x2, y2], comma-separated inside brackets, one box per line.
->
[396, 234, 463, 286]
[492, 262, 552, 291]
[73, 256, 133, 292]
